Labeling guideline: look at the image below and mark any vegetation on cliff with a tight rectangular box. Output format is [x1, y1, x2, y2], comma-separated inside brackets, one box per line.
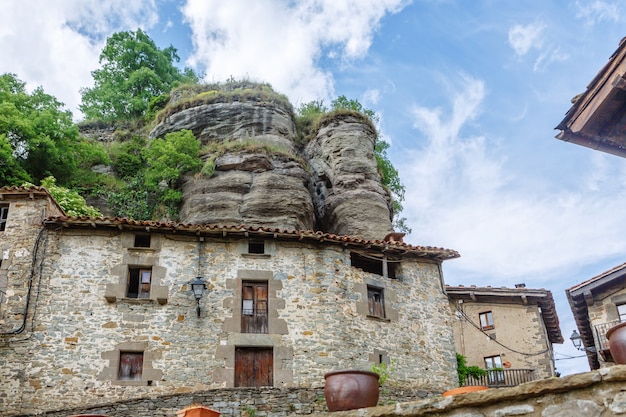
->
[0, 28, 409, 233]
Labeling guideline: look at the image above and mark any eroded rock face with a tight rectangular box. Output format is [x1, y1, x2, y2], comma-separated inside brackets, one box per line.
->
[150, 101, 295, 151]
[150, 96, 395, 238]
[179, 152, 315, 230]
[304, 114, 394, 240]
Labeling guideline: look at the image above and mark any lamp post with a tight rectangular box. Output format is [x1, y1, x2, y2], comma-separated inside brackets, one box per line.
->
[569, 329, 597, 352]
[570, 330, 583, 350]
[190, 277, 206, 318]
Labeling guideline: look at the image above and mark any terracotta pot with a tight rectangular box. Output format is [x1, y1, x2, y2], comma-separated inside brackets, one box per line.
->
[442, 386, 489, 397]
[324, 370, 379, 411]
[176, 405, 221, 417]
[606, 321, 626, 364]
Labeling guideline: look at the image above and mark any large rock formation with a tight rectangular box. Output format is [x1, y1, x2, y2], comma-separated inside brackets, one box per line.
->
[304, 114, 394, 239]
[148, 85, 395, 240]
[179, 151, 315, 230]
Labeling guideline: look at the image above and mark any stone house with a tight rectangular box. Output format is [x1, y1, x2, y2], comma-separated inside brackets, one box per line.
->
[446, 284, 563, 386]
[556, 36, 626, 371]
[566, 263, 626, 369]
[0, 186, 460, 416]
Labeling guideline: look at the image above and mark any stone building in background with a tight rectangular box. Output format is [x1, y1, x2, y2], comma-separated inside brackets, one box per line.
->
[447, 285, 563, 387]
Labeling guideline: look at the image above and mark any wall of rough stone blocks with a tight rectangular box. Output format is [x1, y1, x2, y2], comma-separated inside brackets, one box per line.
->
[0, 222, 457, 415]
[12, 366, 626, 417]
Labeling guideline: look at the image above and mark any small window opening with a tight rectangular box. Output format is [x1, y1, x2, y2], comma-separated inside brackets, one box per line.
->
[618, 303, 626, 322]
[479, 311, 494, 330]
[248, 241, 265, 254]
[241, 281, 269, 333]
[367, 285, 385, 319]
[0, 205, 8, 232]
[118, 351, 143, 380]
[127, 267, 152, 298]
[134, 234, 151, 248]
[350, 252, 397, 278]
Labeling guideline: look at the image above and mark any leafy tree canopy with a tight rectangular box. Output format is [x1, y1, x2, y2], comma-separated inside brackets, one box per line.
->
[80, 29, 199, 121]
[0, 73, 82, 186]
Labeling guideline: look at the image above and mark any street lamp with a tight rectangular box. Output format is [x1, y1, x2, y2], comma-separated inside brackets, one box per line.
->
[570, 330, 583, 350]
[190, 277, 206, 318]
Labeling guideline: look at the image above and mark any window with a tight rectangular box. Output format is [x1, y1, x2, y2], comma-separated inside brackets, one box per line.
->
[248, 241, 265, 254]
[242, 281, 268, 333]
[479, 311, 494, 330]
[118, 352, 143, 380]
[484, 355, 505, 384]
[618, 303, 626, 322]
[134, 234, 151, 248]
[367, 286, 385, 319]
[350, 252, 397, 279]
[127, 267, 152, 298]
[0, 205, 8, 232]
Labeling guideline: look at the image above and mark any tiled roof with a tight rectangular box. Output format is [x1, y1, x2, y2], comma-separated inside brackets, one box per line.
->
[0, 185, 66, 214]
[43, 216, 460, 261]
[446, 285, 563, 344]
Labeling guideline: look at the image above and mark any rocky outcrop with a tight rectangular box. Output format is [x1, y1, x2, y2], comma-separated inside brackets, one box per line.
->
[179, 152, 315, 230]
[150, 101, 295, 151]
[305, 114, 394, 240]
[148, 88, 395, 239]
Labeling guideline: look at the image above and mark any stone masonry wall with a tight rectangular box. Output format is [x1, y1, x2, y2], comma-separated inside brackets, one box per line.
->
[0, 226, 456, 416]
[13, 364, 626, 417]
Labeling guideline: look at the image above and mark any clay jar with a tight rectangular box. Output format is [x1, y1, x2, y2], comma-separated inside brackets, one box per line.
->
[324, 370, 380, 412]
[606, 321, 626, 364]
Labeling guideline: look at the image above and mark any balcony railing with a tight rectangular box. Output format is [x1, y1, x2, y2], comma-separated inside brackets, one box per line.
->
[463, 368, 536, 388]
[594, 320, 621, 361]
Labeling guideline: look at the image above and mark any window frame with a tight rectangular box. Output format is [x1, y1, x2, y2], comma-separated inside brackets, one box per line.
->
[479, 311, 495, 330]
[118, 351, 144, 381]
[0, 205, 8, 232]
[241, 280, 269, 334]
[133, 233, 151, 248]
[126, 266, 152, 299]
[350, 252, 398, 279]
[367, 285, 386, 319]
[248, 240, 265, 254]
[618, 303, 626, 322]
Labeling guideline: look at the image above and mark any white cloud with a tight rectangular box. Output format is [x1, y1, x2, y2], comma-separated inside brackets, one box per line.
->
[400, 74, 626, 284]
[0, 1, 159, 117]
[575, 0, 621, 26]
[182, 0, 410, 103]
[508, 22, 545, 57]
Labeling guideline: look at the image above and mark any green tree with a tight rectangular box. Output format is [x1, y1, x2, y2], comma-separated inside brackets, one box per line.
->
[142, 130, 202, 218]
[143, 130, 201, 189]
[0, 73, 81, 186]
[80, 29, 198, 121]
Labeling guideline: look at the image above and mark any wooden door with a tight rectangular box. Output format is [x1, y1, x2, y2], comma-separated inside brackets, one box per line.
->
[241, 281, 268, 333]
[234, 347, 273, 387]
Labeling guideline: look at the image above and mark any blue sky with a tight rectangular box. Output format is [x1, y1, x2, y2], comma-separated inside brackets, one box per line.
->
[3, 0, 626, 376]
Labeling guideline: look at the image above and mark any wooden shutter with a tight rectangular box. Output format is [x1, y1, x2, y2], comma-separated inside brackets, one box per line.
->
[367, 287, 385, 318]
[242, 282, 268, 333]
[234, 348, 273, 387]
